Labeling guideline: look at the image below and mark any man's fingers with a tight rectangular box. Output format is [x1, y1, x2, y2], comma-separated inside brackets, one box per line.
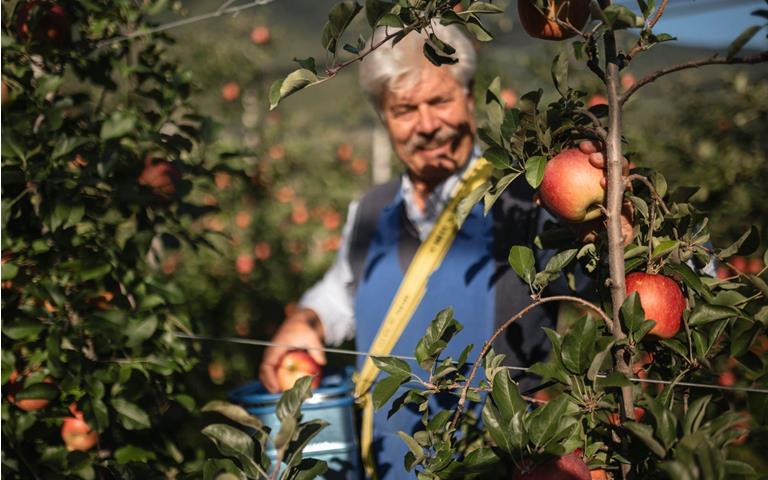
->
[259, 347, 286, 393]
[579, 140, 600, 154]
[589, 151, 606, 169]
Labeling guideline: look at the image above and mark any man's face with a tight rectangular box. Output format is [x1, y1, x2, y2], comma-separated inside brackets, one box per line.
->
[381, 65, 476, 188]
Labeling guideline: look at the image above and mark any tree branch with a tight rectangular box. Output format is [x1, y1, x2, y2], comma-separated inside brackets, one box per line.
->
[627, 0, 668, 59]
[620, 52, 768, 106]
[449, 295, 614, 430]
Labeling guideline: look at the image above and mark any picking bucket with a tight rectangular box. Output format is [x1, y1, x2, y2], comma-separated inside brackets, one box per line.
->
[229, 367, 361, 480]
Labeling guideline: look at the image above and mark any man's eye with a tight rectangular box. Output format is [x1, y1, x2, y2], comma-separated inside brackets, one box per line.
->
[393, 107, 416, 117]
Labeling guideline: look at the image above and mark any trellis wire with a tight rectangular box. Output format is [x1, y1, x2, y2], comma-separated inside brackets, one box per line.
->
[174, 333, 768, 395]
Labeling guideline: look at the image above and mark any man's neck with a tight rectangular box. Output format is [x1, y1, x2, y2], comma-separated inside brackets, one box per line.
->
[408, 178, 435, 212]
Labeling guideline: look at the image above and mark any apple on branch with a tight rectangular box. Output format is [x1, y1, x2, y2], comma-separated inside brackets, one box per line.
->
[538, 147, 605, 223]
[513, 452, 591, 480]
[517, 0, 591, 41]
[625, 272, 686, 339]
[275, 349, 322, 392]
[61, 404, 98, 452]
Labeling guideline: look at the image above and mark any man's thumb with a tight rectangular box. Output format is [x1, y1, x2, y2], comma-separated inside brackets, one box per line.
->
[309, 345, 327, 366]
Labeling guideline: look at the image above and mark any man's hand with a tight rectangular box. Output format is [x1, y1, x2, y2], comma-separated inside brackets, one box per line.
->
[259, 308, 326, 393]
[578, 140, 630, 189]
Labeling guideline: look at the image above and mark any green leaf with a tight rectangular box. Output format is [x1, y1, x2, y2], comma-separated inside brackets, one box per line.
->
[269, 69, 319, 110]
[112, 398, 151, 430]
[683, 395, 711, 435]
[114, 445, 157, 464]
[3, 321, 45, 340]
[524, 156, 546, 189]
[719, 225, 760, 258]
[1, 262, 19, 281]
[491, 370, 527, 419]
[688, 303, 739, 327]
[202, 424, 264, 479]
[15, 382, 58, 401]
[664, 262, 705, 297]
[621, 291, 645, 333]
[372, 356, 412, 378]
[376, 13, 404, 28]
[284, 419, 329, 468]
[550, 52, 569, 96]
[543, 248, 577, 274]
[624, 421, 666, 457]
[484, 146, 511, 169]
[467, 2, 504, 14]
[587, 340, 615, 381]
[508, 245, 535, 286]
[203, 459, 246, 480]
[724, 460, 757, 476]
[285, 458, 328, 480]
[482, 401, 516, 453]
[365, 0, 393, 27]
[321, 1, 362, 53]
[501, 108, 521, 139]
[202, 401, 264, 430]
[561, 316, 597, 374]
[414, 308, 462, 371]
[651, 240, 679, 259]
[602, 4, 644, 29]
[727, 25, 761, 59]
[276, 376, 313, 422]
[456, 180, 490, 228]
[397, 431, 425, 465]
[528, 395, 572, 448]
[372, 375, 407, 410]
[465, 15, 494, 41]
[596, 371, 633, 388]
[100, 111, 136, 141]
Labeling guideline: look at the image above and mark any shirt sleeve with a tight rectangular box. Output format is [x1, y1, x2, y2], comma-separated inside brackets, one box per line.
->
[298, 201, 359, 346]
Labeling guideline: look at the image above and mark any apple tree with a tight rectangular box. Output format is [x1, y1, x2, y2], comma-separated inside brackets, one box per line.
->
[1, 0, 236, 477]
[268, 0, 768, 478]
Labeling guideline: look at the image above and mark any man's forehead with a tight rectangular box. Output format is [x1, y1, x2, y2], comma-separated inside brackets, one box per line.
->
[385, 66, 462, 105]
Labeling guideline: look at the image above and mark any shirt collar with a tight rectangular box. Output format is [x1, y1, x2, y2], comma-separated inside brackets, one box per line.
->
[399, 145, 482, 241]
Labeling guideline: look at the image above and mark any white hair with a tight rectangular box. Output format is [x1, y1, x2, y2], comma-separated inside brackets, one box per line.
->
[358, 21, 477, 110]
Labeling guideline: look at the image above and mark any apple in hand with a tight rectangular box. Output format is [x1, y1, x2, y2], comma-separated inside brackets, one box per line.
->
[61, 405, 98, 451]
[275, 350, 322, 392]
[625, 272, 686, 339]
[513, 452, 590, 480]
[538, 148, 605, 223]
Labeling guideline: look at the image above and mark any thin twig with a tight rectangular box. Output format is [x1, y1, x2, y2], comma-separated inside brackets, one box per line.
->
[620, 52, 768, 105]
[95, 0, 277, 49]
[449, 295, 613, 430]
[626, 174, 670, 215]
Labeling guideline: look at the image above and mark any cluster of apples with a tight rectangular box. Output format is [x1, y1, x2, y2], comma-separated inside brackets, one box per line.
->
[6, 371, 98, 451]
[538, 147, 686, 339]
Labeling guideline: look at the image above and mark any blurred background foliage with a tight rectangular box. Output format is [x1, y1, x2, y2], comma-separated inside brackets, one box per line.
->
[2, 0, 766, 477]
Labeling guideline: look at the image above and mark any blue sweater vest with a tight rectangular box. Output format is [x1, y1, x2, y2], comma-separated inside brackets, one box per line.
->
[350, 176, 559, 479]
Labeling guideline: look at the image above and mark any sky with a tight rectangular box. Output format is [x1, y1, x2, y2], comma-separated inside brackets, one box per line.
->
[618, 0, 767, 50]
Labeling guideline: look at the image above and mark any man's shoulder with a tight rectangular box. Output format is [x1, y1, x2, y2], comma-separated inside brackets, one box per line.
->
[358, 178, 401, 209]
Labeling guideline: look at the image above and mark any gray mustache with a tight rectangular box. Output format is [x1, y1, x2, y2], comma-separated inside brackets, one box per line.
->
[405, 126, 461, 154]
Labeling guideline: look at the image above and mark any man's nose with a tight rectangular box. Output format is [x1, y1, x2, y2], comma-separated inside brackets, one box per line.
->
[415, 105, 439, 135]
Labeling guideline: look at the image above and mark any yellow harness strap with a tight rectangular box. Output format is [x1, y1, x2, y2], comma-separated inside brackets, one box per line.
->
[354, 158, 493, 479]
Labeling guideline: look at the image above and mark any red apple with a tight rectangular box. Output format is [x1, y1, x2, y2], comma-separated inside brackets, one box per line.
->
[221, 81, 241, 102]
[138, 156, 181, 199]
[61, 406, 98, 451]
[250, 26, 271, 45]
[513, 453, 590, 479]
[275, 350, 322, 392]
[517, 0, 591, 41]
[588, 95, 608, 108]
[501, 88, 518, 109]
[747, 257, 764, 274]
[730, 256, 747, 272]
[590, 469, 609, 480]
[538, 148, 605, 223]
[6, 370, 53, 411]
[14, 1, 70, 45]
[608, 406, 646, 426]
[718, 370, 736, 387]
[625, 272, 686, 339]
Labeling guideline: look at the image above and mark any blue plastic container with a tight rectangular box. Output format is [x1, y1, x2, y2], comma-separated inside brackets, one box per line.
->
[229, 367, 362, 480]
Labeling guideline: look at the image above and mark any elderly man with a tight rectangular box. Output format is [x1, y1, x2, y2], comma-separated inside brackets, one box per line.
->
[260, 23, 560, 479]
